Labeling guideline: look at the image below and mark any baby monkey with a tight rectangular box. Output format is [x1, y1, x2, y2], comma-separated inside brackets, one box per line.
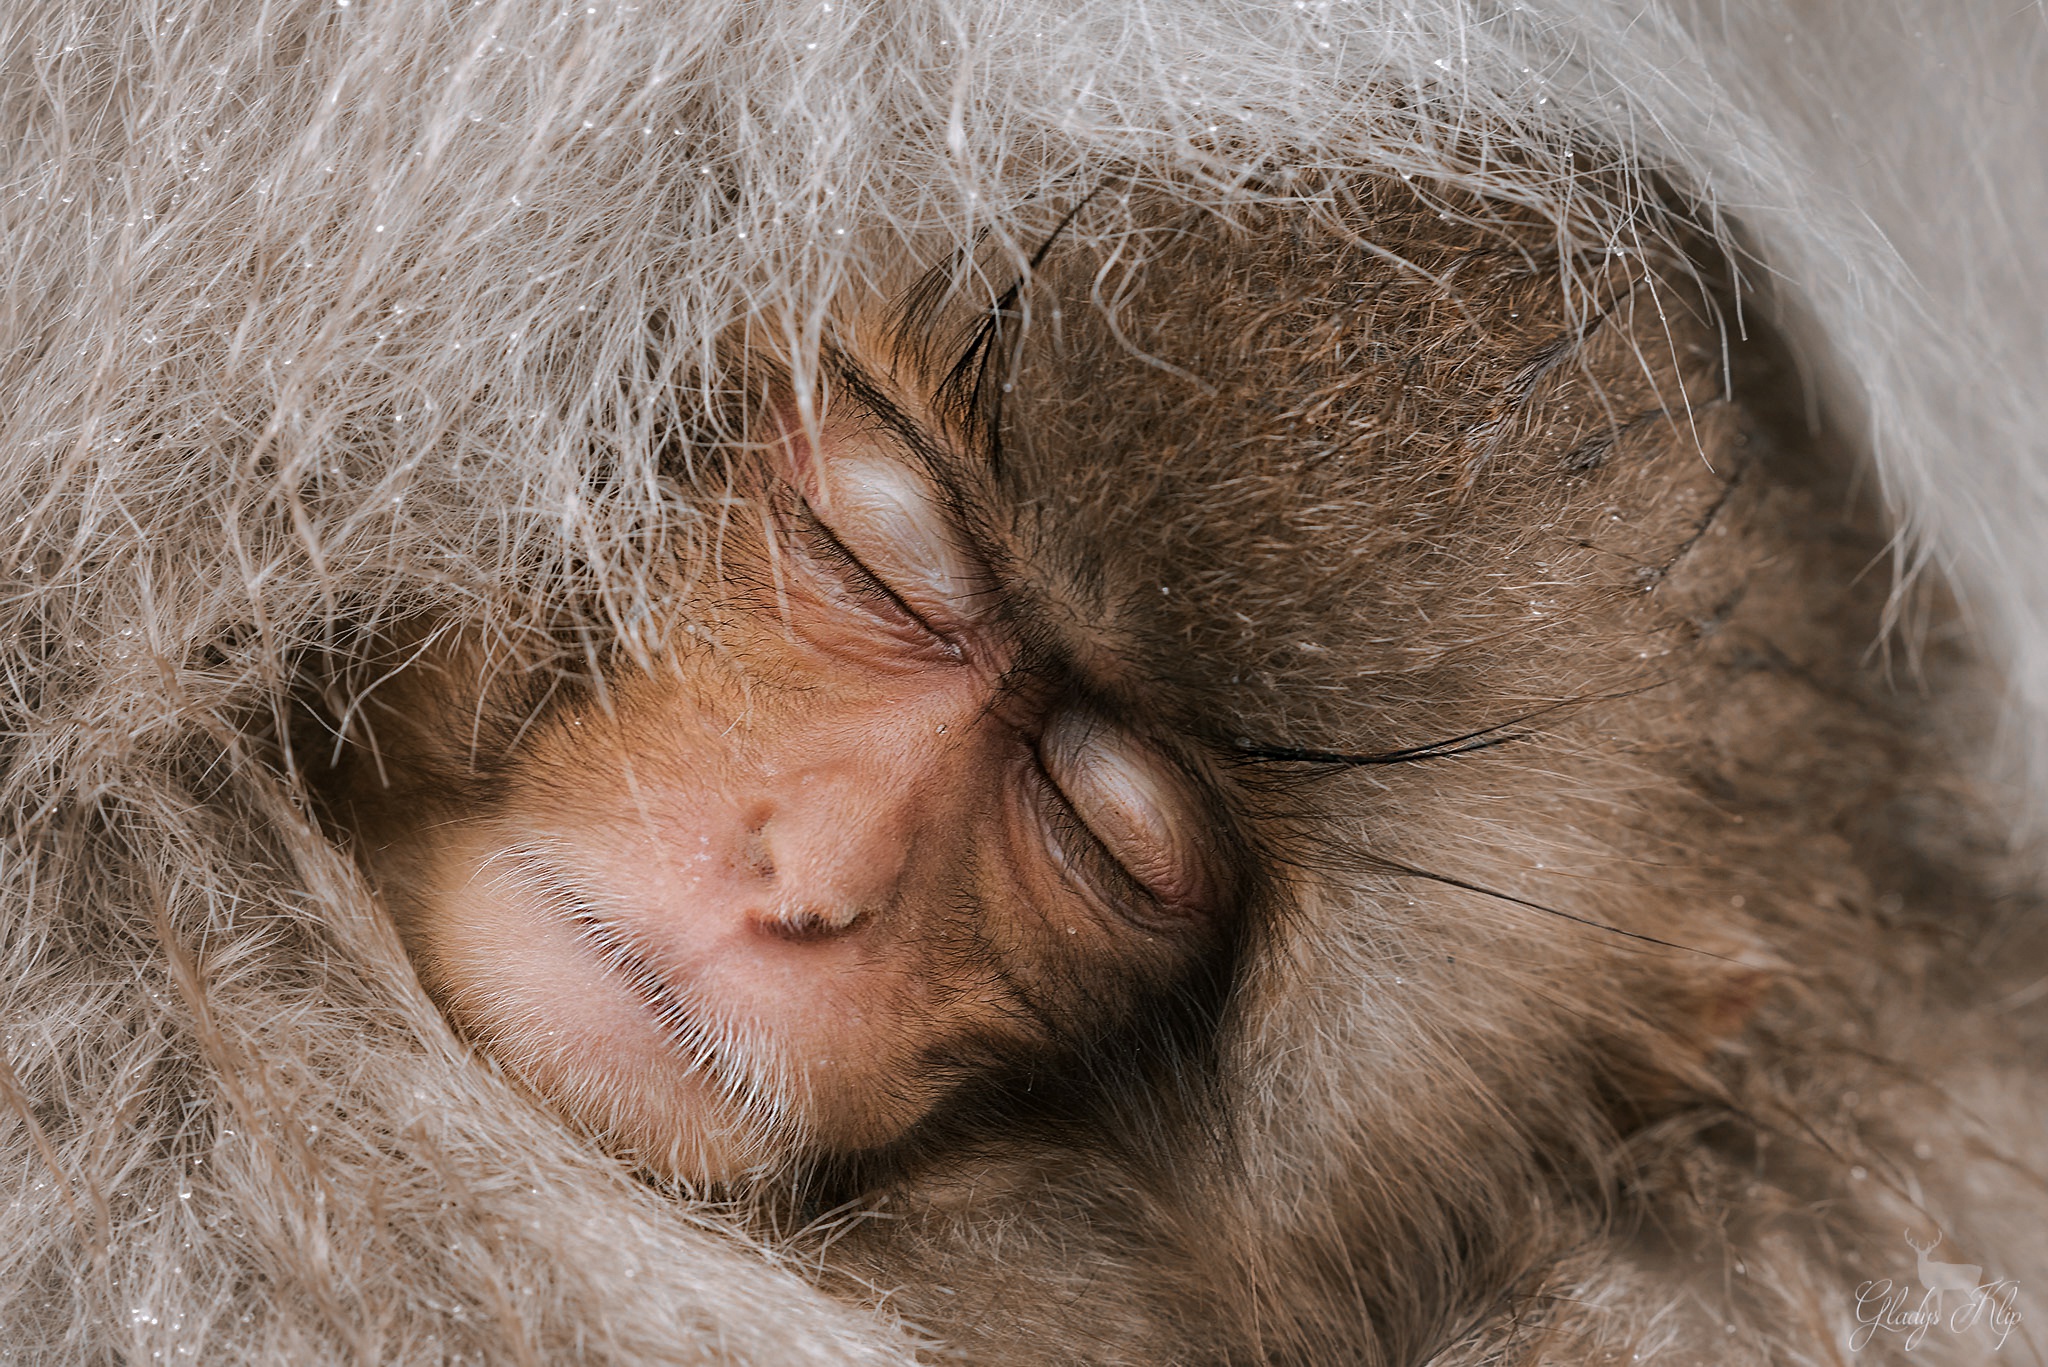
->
[322, 359, 1247, 1184]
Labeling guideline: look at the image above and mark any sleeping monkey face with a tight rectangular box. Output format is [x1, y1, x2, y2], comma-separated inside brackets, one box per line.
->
[337, 381, 1246, 1183]
[327, 181, 1735, 1191]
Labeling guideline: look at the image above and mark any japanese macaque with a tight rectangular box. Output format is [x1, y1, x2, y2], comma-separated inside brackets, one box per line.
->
[4, 0, 2046, 1364]
[319, 339, 1253, 1185]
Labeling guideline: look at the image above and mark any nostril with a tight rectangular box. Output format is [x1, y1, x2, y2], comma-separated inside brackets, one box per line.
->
[739, 827, 776, 880]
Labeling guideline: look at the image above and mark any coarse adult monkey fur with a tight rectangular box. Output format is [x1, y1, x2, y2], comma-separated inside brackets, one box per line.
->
[2, 0, 2045, 1363]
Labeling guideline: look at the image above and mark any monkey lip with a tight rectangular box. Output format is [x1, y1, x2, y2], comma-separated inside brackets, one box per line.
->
[563, 906, 708, 1044]
[492, 847, 719, 1052]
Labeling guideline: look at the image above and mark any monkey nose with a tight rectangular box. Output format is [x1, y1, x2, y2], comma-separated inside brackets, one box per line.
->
[734, 781, 914, 942]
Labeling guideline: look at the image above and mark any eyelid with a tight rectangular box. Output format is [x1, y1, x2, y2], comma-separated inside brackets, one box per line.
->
[785, 496, 944, 640]
[1030, 763, 1160, 918]
[1037, 715, 1208, 917]
[807, 452, 982, 621]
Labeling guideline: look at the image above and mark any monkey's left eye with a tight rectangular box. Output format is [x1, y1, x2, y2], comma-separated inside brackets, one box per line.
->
[1036, 714, 1209, 920]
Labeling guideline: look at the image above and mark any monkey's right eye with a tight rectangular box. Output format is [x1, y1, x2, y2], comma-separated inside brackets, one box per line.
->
[782, 497, 948, 645]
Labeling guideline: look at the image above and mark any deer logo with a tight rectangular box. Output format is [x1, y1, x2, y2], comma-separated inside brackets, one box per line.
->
[1905, 1229, 1984, 1306]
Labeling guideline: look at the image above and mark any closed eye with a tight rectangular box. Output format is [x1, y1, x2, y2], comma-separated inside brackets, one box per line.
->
[799, 447, 984, 621]
[781, 495, 946, 643]
[1034, 715, 1213, 924]
[1027, 757, 1154, 915]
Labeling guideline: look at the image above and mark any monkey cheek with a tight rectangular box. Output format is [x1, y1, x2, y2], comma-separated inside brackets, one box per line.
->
[496, 1013, 775, 1184]
[415, 898, 776, 1182]
[404, 858, 950, 1178]
[497, 965, 946, 1179]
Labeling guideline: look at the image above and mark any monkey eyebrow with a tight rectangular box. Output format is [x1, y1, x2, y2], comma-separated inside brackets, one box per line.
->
[935, 197, 1098, 466]
[814, 192, 1097, 553]
[821, 356, 956, 480]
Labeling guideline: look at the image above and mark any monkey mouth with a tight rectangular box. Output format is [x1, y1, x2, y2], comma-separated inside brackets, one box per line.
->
[489, 846, 724, 1063]
[567, 907, 712, 1049]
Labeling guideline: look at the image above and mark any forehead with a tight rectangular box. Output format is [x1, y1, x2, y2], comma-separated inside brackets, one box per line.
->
[858, 180, 1721, 747]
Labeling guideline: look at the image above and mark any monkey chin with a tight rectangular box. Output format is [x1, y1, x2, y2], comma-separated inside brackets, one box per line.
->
[393, 829, 810, 1187]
